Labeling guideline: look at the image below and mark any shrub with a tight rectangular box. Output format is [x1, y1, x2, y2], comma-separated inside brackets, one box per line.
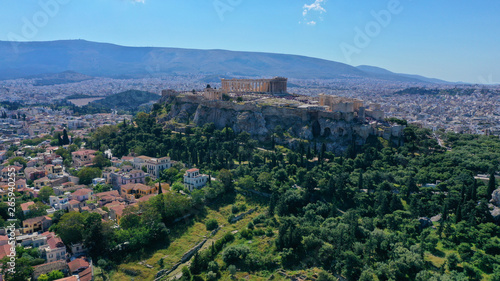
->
[253, 228, 265, 236]
[192, 275, 205, 281]
[205, 219, 218, 231]
[240, 228, 253, 239]
[252, 214, 266, 225]
[206, 271, 217, 281]
[207, 261, 219, 273]
[222, 245, 250, 264]
[228, 265, 237, 276]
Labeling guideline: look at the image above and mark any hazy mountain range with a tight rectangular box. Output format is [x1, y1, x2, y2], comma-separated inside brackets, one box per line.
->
[0, 40, 450, 84]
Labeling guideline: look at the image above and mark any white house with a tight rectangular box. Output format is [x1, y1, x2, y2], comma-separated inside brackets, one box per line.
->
[183, 168, 208, 192]
[49, 195, 70, 211]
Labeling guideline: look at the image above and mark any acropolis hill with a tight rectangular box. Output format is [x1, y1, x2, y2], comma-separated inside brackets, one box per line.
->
[158, 77, 403, 153]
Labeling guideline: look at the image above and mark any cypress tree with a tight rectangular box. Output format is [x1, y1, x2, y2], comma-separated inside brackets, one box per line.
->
[455, 203, 462, 223]
[158, 181, 162, 194]
[62, 129, 70, 145]
[358, 171, 363, 190]
[438, 203, 448, 237]
[471, 179, 477, 202]
[211, 241, 216, 257]
[488, 170, 497, 200]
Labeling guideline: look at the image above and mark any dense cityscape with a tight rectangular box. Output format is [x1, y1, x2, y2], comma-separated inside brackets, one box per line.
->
[1, 1, 500, 280]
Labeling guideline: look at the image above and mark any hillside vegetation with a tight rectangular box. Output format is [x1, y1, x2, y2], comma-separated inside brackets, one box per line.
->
[91, 90, 160, 111]
[73, 102, 500, 281]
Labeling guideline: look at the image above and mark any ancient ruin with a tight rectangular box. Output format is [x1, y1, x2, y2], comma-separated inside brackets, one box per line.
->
[220, 77, 287, 93]
[159, 77, 401, 154]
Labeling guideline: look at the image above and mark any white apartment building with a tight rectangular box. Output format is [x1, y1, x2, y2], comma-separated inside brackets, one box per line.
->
[183, 168, 208, 192]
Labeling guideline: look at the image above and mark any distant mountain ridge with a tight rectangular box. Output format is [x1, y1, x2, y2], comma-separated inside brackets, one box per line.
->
[356, 65, 450, 84]
[0, 39, 450, 83]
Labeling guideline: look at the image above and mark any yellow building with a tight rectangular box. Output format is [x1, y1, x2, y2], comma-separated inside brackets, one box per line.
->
[22, 216, 52, 234]
[120, 183, 158, 199]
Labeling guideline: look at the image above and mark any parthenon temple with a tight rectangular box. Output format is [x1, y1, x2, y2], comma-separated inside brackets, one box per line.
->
[221, 77, 288, 93]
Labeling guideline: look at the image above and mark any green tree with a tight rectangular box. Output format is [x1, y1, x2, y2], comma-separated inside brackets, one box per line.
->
[92, 153, 111, 169]
[488, 170, 497, 199]
[238, 175, 255, 190]
[181, 266, 191, 281]
[219, 169, 234, 192]
[55, 212, 85, 245]
[78, 167, 102, 185]
[342, 251, 362, 281]
[446, 252, 460, 271]
[38, 186, 54, 203]
[228, 265, 237, 277]
[47, 270, 64, 280]
[83, 212, 107, 258]
[1, 256, 34, 281]
[62, 129, 70, 145]
[205, 219, 218, 231]
[317, 271, 336, 281]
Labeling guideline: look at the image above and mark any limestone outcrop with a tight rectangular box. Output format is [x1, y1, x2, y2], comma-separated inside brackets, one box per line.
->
[158, 94, 401, 153]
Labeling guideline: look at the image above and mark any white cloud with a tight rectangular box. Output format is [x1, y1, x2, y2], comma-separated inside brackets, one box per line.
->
[303, 0, 326, 16]
[131, 0, 145, 3]
[302, 0, 326, 25]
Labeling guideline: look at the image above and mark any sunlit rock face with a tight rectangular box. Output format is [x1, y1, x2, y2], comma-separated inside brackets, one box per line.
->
[158, 94, 400, 154]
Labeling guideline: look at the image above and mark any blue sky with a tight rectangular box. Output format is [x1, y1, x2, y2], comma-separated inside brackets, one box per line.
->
[1, 0, 499, 83]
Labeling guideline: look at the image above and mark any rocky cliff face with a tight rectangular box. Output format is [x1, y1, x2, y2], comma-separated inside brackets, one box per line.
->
[158, 94, 397, 153]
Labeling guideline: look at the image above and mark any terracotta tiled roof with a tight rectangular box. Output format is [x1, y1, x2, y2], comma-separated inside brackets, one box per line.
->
[121, 183, 150, 191]
[23, 215, 51, 225]
[69, 199, 80, 205]
[68, 257, 89, 273]
[78, 266, 93, 281]
[20, 201, 35, 211]
[42, 232, 65, 249]
[137, 194, 156, 203]
[33, 260, 68, 276]
[72, 188, 93, 197]
[95, 190, 119, 198]
[110, 204, 127, 217]
[55, 276, 78, 281]
[72, 150, 97, 156]
[0, 244, 11, 259]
